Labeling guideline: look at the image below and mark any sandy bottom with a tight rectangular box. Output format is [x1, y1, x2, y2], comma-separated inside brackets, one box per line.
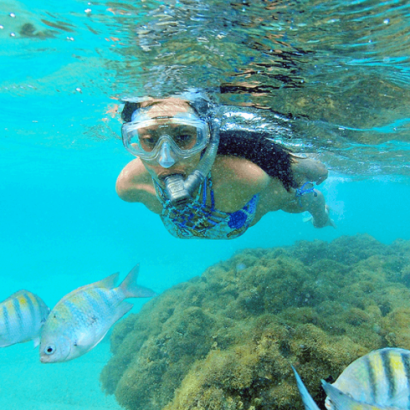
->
[0, 339, 121, 410]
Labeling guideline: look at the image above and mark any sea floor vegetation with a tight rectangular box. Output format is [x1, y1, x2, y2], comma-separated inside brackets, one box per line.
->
[101, 234, 410, 410]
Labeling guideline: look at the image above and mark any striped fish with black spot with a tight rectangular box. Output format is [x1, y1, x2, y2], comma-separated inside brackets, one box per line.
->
[0, 290, 50, 348]
[39, 264, 156, 363]
[293, 347, 410, 410]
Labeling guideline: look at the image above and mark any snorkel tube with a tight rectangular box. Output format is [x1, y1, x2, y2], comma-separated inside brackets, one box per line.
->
[164, 115, 221, 207]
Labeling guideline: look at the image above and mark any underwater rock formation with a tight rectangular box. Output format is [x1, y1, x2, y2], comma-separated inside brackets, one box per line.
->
[100, 234, 410, 410]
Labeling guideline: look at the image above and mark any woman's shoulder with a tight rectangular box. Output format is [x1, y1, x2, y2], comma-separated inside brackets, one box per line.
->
[116, 159, 159, 210]
[117, 158, 151, 184]
[213, 155, 270, 188]
[210, 155, 270, 212]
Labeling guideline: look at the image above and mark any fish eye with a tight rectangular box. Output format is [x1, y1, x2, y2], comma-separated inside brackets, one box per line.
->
[44, 345, 56, 355]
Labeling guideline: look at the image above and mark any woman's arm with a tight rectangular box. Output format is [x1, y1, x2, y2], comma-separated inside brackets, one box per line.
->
[280, 184, 335, 228]
[287, 156, 334, 227]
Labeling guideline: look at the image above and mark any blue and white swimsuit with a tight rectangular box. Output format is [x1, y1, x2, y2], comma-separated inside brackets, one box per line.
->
[154, 173, 259, 240]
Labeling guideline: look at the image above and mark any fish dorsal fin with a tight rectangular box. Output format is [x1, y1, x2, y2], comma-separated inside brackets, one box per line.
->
[0, 289, 30, 303]
[88, 272, 120, 289]
[292, 366, 321, 410]
[59, 273, 120, 304]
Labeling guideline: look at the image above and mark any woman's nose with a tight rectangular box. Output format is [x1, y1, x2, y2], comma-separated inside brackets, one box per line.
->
[158, 142, 176, 168]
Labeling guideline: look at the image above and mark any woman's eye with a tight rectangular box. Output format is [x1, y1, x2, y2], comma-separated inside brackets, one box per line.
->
[179, 134, 193, 142]
[175, 134, 195, 147]
[141, 136, 157, 147]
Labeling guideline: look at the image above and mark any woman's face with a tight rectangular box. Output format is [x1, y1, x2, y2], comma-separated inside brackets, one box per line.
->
[139, 98, 203, 185]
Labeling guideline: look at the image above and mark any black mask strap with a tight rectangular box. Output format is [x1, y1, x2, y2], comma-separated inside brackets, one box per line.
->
[121, 102, 142, 122]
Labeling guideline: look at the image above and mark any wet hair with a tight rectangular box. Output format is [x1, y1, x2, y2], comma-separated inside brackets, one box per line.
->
[121, 101, 140, 122]
[121, 99, 296, 190]
[218, 130, 296, 191]
[121, 98, 209, 122]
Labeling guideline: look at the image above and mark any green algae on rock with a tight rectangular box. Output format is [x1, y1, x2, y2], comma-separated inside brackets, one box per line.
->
[100, 234, 410, 410]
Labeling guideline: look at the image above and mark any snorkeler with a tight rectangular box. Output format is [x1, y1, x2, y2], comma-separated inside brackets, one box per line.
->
[116, 93, 334, 239]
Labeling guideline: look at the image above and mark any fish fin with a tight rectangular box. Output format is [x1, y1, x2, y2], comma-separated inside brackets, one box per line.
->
[292, 366, 321, 410]
[113, 301, 133, 322]
[91, 272, 120, 289]
[59, 273, 120, 303]
[322, 380, 365, 410]
[75, 303, 134, 354]
[119, 264, 156, 299]
[75, 302, 134, 353]
[303, 216, 313, 224]
[93, 302, 134, 344]
[33, 337, 40, 348]
[75, 330, 106, 353]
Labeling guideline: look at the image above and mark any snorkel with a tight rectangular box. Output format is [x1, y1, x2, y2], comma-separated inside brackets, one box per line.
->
[164, 115, 220, 206]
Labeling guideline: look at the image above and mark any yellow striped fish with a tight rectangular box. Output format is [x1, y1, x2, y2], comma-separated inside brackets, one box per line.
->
[0, 290, 50, 348]
[293, 348, 410, 410]
[39, 264, 155, 363]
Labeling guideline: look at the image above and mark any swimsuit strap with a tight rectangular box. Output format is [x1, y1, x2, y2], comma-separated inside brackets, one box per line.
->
[295, 182, 317, 207]
[153, 172, 258, 239]
[207, 173, 216, 210]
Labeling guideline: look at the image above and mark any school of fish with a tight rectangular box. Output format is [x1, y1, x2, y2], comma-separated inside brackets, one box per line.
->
[293, 347, 410, 410]
[0, 264, 155, 364]
[3, 262, 410, 410]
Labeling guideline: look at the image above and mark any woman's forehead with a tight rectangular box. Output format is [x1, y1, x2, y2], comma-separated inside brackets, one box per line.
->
[140, 98, 194, 117]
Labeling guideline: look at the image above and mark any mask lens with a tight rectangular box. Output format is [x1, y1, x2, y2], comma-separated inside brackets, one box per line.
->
[137, 127, 161, 152]
[122, 116, 208, 159]
[170, 125, 198, 150]
[135, 123, 199, 152]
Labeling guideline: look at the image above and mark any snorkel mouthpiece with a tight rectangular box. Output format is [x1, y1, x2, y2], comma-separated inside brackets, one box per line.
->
[164, 116, 221, 207]
[164, 174, 191, 206]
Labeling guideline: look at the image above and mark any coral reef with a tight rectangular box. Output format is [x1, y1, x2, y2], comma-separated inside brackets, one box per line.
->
[100, 234, 410, 410]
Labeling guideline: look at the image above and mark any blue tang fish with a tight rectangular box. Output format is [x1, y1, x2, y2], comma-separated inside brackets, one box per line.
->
[0, 290, 50, 348]
[293, 348, 410, 410]
[40, 264, 155, 363]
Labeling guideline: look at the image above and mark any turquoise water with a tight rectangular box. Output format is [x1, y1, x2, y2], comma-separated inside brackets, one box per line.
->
[1, 0, 410, 408]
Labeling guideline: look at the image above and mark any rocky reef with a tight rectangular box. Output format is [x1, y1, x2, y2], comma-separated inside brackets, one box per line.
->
[100, 234, 410, 410]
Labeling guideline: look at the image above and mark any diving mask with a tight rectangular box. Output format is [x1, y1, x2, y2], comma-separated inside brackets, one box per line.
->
[122, 112, 210, 162]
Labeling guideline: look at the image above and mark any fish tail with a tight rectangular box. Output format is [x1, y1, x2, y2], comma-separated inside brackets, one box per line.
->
[119, 264, 156, 299]
[292, 366, 321, 410]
